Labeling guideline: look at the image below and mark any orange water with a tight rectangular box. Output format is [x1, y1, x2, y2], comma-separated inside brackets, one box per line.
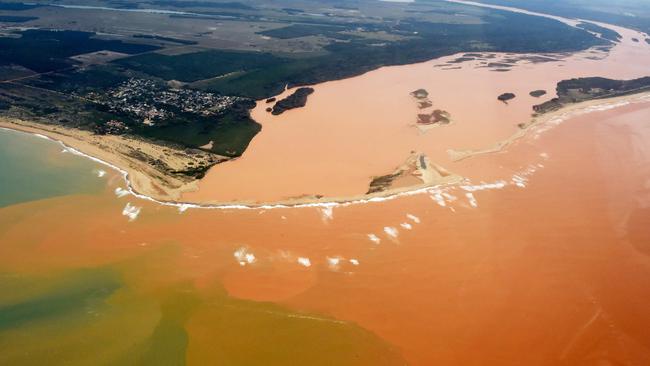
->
[4, 4, 650, 364]
[2, 101, 650, 365]
[187, 18, 650, 204]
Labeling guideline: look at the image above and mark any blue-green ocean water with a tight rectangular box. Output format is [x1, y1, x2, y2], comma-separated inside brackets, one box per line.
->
[0, 128, 107, 207]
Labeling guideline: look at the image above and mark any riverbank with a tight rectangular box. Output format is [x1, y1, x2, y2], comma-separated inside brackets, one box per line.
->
[3, 88, 650, 208]
[448, 91, 650, 161]
[0, 115, 463, 208]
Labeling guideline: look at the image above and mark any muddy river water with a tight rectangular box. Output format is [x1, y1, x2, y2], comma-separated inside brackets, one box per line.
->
[2, 2, 650, 365]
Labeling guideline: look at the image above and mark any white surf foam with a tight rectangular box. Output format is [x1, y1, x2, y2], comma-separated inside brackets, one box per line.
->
[465, 192, 478, 208]
[368, 234, 381, 244]
[297, 257, 312, 267]
[384, 226, 399, 238]
[327, 256, 342, 270]
[122, 203, 141, 221]
[406, 214, 421, 223]
[114, 187, 130, 198]
[233, 246, 257, 266]
[320, 205, 334, 221]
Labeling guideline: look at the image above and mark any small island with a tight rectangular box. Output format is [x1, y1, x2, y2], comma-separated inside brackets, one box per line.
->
[498, 93, 516, 103]
[529, 90, 547, 97]
[417, 109, 451, 125]
[410, 89, 429, 99]
[533, 76, 650, 114]
[271, 87, 315, 115]
[411, 88, 433, 109]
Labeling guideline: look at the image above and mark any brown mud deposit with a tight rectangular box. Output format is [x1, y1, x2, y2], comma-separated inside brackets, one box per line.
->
[189, 11, 650, 205]
[3, 102, 650, 365]
[366, 152, 459, 194]
[417, 109, 451, 125]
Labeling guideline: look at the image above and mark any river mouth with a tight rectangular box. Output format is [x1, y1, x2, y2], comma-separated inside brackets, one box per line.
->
[181, 8, 650, 206]
[3, 99, 650, 366]
[4, 3, 650, 365]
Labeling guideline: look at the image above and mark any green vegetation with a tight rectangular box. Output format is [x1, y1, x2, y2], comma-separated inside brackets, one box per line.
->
[498, 92, 516, 102]
[271, 87, 314, 115]
[0, 2, 42, 11]
[529, 89, 547, 97]
[0, 82, 119, 130]
[3, 74, 260, 157]
[26, 65, 130, 94]
[0, 15, 38, 23]
[115, 11, 606, 99]
[0, 30, 159, 73]
[150, 0, 254, 10]
[534, 76, 650, 113]
[115, 50, 285, 83]
[134, 100, 260, 157]
[0, 0, 611, 167]
[133, 34, 198, 45]
[257, 24, 361, 40]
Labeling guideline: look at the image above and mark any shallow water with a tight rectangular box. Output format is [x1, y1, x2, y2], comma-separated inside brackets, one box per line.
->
[0, 128, 106, 207]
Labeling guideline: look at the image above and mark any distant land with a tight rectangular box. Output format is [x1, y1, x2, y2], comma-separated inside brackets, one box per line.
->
[0, 0, 645, 202]
[476, 0, 650, 34]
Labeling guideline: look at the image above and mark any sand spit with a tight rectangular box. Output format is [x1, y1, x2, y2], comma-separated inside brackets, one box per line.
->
[0, 117, 460, 209]
[5, 103, 650, 366]
[5, 2, 650, 208]
[3, 89, 650, 209]
[448, 92, 650, 162]
[190, 4, 650, 204]
[0, 118, 214, 201]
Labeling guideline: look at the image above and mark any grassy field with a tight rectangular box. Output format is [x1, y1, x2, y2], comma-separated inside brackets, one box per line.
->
[113, 10, 606, 99]
[0, 30, 159, 73]
[0, 0, 609, 159]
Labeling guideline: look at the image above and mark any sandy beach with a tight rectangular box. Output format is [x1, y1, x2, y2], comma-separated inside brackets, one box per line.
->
[187, 14, 650, 204]
[3, 87, 650, 209]
[4, 3, 650, 364]
[3, 2, 650, 207]
[0, 118, 221, 202]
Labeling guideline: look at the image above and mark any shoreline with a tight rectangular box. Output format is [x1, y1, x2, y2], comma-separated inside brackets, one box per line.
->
[447, 91, 650, 162]
[0, 118, 464, 210]
[0, 118, 205, 201]
[3, 90, 650, 210]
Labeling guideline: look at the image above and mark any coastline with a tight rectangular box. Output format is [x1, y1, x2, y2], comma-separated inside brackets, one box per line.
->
[0, 118, 207, 202]
[0, 116, 463, 210]
[447, 91, 650, 162]
[3, 90, 650, 209]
